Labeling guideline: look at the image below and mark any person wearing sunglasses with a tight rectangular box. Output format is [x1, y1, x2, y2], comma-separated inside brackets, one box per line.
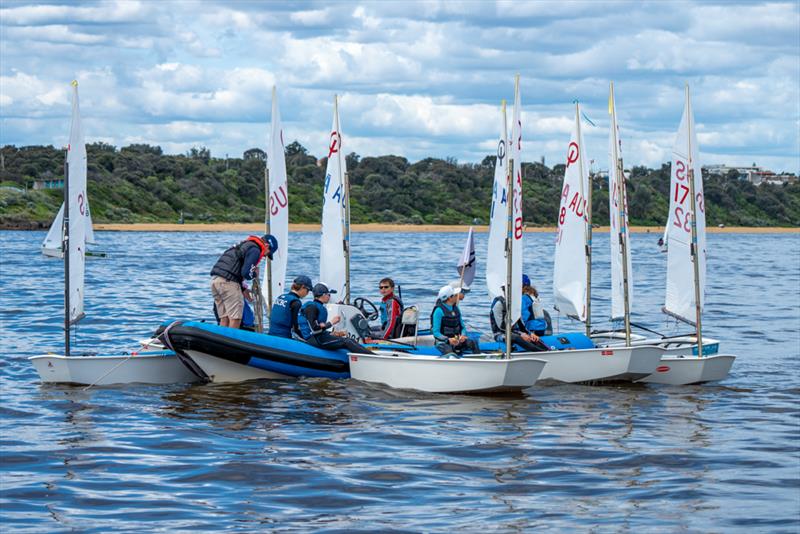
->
[375, 278, 403, 340]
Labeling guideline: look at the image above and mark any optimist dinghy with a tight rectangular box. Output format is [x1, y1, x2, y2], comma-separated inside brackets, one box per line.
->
[29, 81, 196, 387]
[592, 86, 735, 385]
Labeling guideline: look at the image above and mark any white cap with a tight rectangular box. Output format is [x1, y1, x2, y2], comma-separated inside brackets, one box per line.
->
[448, 279, 470, 293]
[438, 284, 461, 301]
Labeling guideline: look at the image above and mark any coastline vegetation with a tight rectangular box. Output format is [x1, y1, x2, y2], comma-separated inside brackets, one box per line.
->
[1, 142, 798, 229]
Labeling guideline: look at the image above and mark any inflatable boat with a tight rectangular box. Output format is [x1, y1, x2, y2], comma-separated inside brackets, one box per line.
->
[162, 321, 351, 383]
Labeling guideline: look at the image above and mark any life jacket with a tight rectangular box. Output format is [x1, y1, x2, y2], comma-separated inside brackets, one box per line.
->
[431, 301, 462, 339]
[210, 236, 266, 283]
[490, 296, 524, 338]
[380, 293, 404, 338]
[268, 291, 301, 338]
[522, 293, 548, 333]
[298, 299, 328, 340]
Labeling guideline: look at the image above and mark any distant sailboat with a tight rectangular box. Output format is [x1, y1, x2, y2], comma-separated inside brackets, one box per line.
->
[30, 81, 195, 386]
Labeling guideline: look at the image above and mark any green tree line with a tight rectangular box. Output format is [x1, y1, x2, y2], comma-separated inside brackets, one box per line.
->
[1, 142, 798, 228]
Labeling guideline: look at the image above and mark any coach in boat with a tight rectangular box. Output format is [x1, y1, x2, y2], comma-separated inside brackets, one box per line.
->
[431, 285, 480, 358]
[210, 234, 278, 330]
[268, 275, 313, 338]
[490, 283, 549, 353]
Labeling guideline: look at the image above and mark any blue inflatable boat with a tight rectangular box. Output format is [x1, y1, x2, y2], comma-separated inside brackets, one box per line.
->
[162, 321, 351, 382]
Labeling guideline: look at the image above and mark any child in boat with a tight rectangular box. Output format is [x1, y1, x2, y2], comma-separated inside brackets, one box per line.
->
[490, 284, 548, 352]
[431, 285, 479, 358]
[375, 277, 403, 339]
[521, 274, 549, 336]
[298, 283, 373, 354]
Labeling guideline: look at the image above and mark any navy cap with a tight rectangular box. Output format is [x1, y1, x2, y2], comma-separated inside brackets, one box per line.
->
[261, 234, 278, 260]
[313, 283, 337, 298]
[522, 274, 531, 286]
[293, 275, 313, 290]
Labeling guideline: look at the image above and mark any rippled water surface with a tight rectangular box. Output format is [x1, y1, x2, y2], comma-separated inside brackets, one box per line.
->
[2, 230, 799, 532]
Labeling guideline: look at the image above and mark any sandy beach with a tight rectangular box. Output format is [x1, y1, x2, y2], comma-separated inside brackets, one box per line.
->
[92, 223, 799, 234]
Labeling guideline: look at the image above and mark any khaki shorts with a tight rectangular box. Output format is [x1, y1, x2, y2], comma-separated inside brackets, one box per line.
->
[211, 276, 244, 320]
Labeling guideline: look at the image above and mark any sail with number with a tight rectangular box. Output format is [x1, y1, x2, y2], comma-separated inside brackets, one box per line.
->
[66, 81, 88, 323]
[319, 96, 347, 298]
[507, 77, 523, 324]
[486, 104, 509, 301]
[264, 86, 289, 301]
[553, 104, 590, 322]
[608, 87, 634, 320]
[664, 87, 706, 324]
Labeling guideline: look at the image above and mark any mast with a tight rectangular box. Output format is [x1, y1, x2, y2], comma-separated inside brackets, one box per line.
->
[610, 82, 632, 344]
[264, 86, 275, 319]
[502, 99, 513, 359]
[575, 102, 592, 336]
[63, 148, 70, 357]
[686, 84, 704, 357]
[334, 94, 351, 304]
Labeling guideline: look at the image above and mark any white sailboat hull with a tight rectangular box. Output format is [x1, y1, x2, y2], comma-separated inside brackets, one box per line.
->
[181, 349, 290, 383]
[638, 354, 736, 385]
[348, 352, 546, 394]
[591, 333, 735, 384]
[522, 345, 664, 383]
[29, 351, 198, 385]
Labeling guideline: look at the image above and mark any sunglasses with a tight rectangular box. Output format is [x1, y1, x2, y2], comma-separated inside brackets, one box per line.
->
[379, 285, 391, 289]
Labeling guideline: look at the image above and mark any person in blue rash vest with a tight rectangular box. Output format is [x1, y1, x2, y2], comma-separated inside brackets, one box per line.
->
[298, 283, 373, 354]
[521, 274, 548, 336]
[210, 234, 277, 329]
[268, 275, 313, 338]
[431, 285, 479, 358]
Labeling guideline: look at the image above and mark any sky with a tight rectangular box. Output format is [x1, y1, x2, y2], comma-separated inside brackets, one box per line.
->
[1, 0, 798, 173]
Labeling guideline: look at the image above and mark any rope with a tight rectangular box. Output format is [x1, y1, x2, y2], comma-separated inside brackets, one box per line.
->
[82, 353, 134, 391]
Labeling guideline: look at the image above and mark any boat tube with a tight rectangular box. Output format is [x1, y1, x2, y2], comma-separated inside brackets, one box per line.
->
[162, 320, 351, 382]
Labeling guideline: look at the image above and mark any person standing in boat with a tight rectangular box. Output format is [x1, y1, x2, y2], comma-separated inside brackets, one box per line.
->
[374, 277, 403, 339]
[521, 274, 549, 336]
[210, 234, 277, 330]
[268, 275, 313, 338]
[431, 285, 479, 357]
[299, 283, 373, 354]
[490, 285, 548, 352]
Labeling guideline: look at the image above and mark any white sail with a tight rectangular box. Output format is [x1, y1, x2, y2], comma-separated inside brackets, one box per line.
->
[42, 203, 64, 255]
[457, 226, 476, 287]
[42, 199, 94, 256]
[67, 81, 87, 323]
[664, 87, 706, 324]
[319, 96, 347, 298]
[553, 104, 590, 322]
[608, 90, 633, 320]
[508, 77, 523, 324]
[264, 86, 289, 302]
[85, 202, 95, 244]
[486, 104, 508, 301]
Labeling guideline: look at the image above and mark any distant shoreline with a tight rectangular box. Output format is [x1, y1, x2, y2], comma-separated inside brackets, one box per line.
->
[71, 223, 800, 233]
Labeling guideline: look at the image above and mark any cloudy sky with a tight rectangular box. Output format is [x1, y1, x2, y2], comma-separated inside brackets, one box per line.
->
[1, 0, 798, 172]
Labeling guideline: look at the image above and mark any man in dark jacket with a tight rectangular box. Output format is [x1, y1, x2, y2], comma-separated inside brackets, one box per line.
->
[210, 234, 277, 329]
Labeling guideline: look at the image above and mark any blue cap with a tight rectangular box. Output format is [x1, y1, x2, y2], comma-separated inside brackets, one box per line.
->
[313, 283, 337, 298]
[261, 234, 278, 259]
[293, 275, 313, 290]
[522, 274, 531, 286]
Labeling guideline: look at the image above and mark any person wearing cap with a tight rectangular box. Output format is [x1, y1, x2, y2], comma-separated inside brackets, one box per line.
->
[490, 284, 547, 352]
[448, 280, 469, 303]
[431, 285, 479, 357]
[210, 234, 277, 329]
[268, 275, 313, 338]
[298, 283, 373, 354]
[521, 274, 548, 336]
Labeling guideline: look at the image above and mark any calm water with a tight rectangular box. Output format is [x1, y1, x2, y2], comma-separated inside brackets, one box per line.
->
[1, 230, 799, 532]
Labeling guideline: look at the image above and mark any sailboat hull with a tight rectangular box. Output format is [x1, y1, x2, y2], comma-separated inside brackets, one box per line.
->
[29, 351, 198, 385]
[519, 345, 664, 383]
[349, 352, 546, 394]
[638, 354, 735, 385]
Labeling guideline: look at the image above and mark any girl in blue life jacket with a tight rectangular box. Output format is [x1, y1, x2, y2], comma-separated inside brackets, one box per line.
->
[521, 274, 548, 336]
[431, 285, 479, 358]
